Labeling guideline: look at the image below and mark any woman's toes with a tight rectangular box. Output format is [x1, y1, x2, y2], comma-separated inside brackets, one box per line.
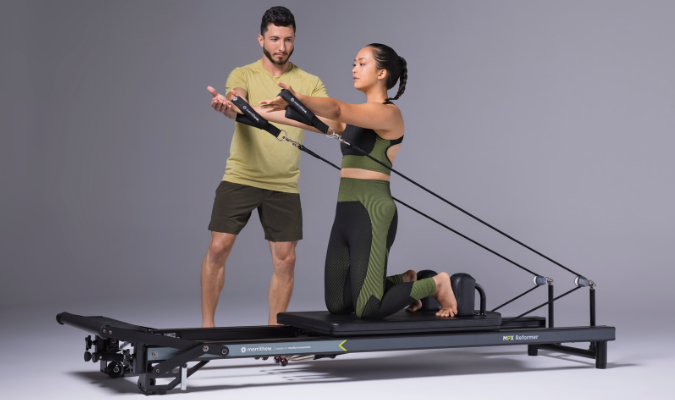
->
[406, 300, 422, 312]
[436, 308, 455, 318]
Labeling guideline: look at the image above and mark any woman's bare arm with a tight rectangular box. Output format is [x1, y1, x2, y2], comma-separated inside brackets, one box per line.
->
[252, 107, 345, 135]
[260, 82, 403, 136]
[213, 89, 345, 134]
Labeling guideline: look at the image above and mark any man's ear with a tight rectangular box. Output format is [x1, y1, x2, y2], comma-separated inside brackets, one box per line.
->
[258, 34, 264, 47]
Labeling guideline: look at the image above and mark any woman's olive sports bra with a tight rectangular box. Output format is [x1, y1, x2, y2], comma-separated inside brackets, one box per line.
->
[340, 124, 403, 175]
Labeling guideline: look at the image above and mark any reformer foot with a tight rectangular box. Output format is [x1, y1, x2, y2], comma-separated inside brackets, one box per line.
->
[432, 272, 458, 317]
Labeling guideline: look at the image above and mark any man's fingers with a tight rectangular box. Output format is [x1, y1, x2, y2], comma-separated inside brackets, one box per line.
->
[212, 99, 227, 113]
[207, 86, 220, 98]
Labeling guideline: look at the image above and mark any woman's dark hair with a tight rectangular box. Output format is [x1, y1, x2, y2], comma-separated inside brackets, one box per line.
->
[367, 43, 407, 101]
[261, 6, 296, 35]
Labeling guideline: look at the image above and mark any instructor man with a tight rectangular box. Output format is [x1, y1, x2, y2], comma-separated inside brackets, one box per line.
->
[203, 6, 328, 327]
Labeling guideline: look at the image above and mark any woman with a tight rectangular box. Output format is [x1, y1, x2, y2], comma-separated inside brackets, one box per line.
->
[215, 44, 458, 319]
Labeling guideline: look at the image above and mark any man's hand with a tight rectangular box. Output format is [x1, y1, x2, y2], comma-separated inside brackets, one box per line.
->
[208, 86, 238, 119]
[259, 81, 295, 112]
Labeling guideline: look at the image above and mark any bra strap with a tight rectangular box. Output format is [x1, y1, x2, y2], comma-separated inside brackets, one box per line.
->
[390, 136, 404, 145]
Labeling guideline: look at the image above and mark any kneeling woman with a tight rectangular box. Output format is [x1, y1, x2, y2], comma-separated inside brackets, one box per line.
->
[227, 44, 457, 319]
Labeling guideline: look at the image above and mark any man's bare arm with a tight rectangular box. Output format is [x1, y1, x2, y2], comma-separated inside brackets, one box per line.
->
[226, 87, 247, 102]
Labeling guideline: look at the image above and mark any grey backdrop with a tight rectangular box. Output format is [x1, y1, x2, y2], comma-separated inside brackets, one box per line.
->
[2, 0, 674, 329]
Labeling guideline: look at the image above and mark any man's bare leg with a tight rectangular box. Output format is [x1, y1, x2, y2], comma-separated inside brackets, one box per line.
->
[267, 240, 298, 325]
[201, 231, 237, 328]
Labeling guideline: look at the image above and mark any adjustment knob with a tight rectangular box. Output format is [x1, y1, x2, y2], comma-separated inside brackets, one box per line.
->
[85, 336, 93, 350]
[84, 352, 92, 362]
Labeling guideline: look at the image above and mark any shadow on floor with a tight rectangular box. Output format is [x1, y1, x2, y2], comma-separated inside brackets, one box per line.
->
[70, 348, 636, 395]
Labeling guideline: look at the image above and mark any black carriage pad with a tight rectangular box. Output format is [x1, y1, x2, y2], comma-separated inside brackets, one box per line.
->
[277, 311, 502, 336]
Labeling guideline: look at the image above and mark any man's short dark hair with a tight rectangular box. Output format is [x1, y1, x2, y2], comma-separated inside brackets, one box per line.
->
[260, 6, 296, 36]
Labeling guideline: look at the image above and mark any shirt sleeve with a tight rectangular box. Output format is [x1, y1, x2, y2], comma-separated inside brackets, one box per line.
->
[225, 67, 248, 93]
[311, 78, 328, 98]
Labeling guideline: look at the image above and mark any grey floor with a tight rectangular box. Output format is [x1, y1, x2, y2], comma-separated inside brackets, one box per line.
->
[2, 300, 672, 400]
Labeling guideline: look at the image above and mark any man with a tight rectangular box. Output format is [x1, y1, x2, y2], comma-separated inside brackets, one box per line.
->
[203, 6, 328, 327]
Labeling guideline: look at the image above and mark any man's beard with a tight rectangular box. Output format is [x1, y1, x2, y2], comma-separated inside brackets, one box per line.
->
[263, 46, 294, 66]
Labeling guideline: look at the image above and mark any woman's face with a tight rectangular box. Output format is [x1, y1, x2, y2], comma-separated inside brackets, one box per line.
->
[352, 47, 385, 91]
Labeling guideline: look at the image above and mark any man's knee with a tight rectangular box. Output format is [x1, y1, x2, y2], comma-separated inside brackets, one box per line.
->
[208, 232, 236, 259]
[273, 242, 297, 262]
[271, 241, 297, 273]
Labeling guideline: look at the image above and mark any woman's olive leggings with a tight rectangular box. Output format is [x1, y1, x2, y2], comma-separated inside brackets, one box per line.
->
[324, 178, 436, 319]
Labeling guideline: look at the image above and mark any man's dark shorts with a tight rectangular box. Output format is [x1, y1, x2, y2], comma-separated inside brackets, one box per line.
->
[208, 181, 302, 242]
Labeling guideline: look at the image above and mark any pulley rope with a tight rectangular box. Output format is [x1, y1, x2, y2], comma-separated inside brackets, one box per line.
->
[275, 89, 582, 277]
[298, 143, 541, 276]
[342, 140, 582, 277]
[500, 286, 581, 327]
[491, 285, 542, 312]
[229, 94, 590, 323]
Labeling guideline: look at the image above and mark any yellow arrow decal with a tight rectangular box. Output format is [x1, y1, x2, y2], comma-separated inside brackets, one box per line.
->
[339, 340, 347, 351]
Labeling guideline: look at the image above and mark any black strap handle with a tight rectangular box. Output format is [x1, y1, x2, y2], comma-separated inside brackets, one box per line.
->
[278, 89, 330, 134]
[231, 96, 281, 137]
[285, 107, 312, 127]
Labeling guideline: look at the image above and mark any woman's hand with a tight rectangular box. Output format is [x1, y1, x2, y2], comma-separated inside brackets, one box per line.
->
[259, 81, 296, 112]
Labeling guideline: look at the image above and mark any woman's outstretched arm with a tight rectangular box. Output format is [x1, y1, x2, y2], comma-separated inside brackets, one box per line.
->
[260, 82, 403, 135]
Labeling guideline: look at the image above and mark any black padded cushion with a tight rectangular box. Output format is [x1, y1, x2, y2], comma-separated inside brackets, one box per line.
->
[277, 311, 502, 336]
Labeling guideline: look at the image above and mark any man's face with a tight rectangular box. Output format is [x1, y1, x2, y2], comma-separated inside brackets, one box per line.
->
[259, 24, 295, 66]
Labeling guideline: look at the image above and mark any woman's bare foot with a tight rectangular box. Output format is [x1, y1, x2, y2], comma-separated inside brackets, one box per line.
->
[401, 269, 416, 283]
[401, 270, 423, 312]
[432, 272, 458, 317]
[406, 299, 423, 312]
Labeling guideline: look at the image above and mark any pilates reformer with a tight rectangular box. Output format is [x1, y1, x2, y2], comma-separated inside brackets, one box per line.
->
[57, 92, 615, 395]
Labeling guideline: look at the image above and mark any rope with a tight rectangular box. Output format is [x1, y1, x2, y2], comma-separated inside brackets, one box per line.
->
[500, 286, 581, 327]
[345, 141, 582, 277]
[491, 285, 542, 312]
[297, 144, 541, 276]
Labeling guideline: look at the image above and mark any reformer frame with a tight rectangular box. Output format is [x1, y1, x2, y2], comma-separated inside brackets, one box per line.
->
[57, 312, 614, 395]
[56, 92, 616, 394]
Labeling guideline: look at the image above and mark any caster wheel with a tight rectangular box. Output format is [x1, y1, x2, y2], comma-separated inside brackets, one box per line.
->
[262, 356, 269, 361]
[275, 356, 288, 367]
[107, 361, 125, 378]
